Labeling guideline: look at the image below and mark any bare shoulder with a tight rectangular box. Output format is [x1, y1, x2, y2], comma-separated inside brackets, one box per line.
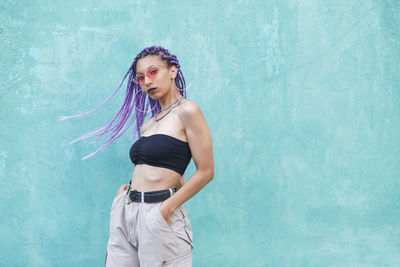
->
[178, 99, 203, 119]
[178, 98, 209, 133]
[178, 98, 214, 176]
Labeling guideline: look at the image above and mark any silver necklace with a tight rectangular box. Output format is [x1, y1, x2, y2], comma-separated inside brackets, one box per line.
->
[154, 95, 183, 121]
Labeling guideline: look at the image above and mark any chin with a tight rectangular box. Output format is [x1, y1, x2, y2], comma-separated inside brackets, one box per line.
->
[148, 94, 160, 101]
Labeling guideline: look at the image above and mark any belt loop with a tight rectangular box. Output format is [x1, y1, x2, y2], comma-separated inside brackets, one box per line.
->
[141, 191, 144, 203]
[169, 188, 173, 196]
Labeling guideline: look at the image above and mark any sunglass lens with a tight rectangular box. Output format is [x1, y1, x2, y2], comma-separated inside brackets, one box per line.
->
[148, 68, 158, 79]
[133, 76, 145, 85]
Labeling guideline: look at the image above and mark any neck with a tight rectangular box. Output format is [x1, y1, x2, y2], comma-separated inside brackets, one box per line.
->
[159, 88, 181, 109]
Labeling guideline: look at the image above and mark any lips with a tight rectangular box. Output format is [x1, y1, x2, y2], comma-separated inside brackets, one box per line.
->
[148, 87, 157, 93]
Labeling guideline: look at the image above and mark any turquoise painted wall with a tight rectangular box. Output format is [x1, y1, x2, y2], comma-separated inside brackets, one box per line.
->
[1, 0, 399, 266]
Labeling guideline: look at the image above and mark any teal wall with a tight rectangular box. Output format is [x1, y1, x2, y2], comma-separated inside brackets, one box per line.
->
[1, 0, 400, 266]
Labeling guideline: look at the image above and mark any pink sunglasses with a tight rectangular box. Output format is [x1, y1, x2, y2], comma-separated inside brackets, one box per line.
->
[132, 65, 169, 85]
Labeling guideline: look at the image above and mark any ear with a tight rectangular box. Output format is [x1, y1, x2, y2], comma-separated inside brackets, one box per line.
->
[169, 65, 178, 79]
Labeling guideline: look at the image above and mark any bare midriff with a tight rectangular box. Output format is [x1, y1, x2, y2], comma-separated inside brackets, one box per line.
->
[130, 163, 182, 192]
[130, 100, 187, 192]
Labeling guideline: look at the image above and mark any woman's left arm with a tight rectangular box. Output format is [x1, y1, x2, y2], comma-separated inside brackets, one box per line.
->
[162, 101, 214, 213]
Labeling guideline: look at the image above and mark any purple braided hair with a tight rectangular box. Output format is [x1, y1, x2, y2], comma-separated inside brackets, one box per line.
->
[58, 46, 187, 160]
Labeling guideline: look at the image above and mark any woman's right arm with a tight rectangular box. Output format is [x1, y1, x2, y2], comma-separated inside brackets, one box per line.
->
[116, 184, 130, 197]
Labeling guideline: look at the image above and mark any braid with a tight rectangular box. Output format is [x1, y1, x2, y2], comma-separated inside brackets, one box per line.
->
[130, 45, 187, 120]
[59, 46, 188, 160]
[133, 46, 182, 75]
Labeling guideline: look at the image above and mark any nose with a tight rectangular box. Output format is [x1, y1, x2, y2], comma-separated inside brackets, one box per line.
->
[144, 75, 153, 87]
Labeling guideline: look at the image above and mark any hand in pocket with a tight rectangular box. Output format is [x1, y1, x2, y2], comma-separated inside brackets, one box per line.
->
[116, 184, 129, 197]
[159, 201, 172, 226]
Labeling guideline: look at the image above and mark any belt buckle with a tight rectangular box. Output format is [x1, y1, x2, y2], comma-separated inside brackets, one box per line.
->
[126, 186, 133, 204]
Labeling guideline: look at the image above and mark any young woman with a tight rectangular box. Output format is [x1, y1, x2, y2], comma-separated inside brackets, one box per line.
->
[60, 46, 214, 266]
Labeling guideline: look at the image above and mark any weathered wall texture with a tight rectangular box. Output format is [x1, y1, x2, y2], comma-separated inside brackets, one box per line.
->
[1, 0, 399, 266]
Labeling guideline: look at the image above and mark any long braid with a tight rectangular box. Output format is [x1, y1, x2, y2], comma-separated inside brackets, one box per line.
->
[59, 46, 187, 160]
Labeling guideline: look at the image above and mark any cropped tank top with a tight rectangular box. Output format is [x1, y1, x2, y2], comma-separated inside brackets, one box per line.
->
[129, 134, 192, 176]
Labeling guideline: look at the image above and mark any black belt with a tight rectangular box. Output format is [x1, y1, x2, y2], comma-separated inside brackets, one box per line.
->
[126, 180, 176, 204]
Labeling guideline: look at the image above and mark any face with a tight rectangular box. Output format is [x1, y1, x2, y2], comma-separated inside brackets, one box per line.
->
[134, 55, 178, 99]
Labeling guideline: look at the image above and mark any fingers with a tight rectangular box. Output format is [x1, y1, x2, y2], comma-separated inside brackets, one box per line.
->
[116, 184, 129, 197]
[120, 184, 129, 190]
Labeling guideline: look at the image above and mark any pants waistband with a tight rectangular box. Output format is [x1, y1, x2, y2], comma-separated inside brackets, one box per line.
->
[126, 185, 177, 204]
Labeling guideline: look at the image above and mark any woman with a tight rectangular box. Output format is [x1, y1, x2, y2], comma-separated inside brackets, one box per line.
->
[60, 46, 214, 266]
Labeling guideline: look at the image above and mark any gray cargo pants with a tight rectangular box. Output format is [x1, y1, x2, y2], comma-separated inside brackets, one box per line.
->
[104, 187, 194, 266]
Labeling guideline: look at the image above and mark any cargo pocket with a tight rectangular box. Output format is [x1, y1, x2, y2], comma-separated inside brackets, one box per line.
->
[161, 248, 191, 266]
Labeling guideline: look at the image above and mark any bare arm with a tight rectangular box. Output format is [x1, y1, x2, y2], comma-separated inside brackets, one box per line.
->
[162, 101, 214, 211]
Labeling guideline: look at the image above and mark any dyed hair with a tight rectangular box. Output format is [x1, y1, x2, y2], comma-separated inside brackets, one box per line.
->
[59, 46, 187, 160]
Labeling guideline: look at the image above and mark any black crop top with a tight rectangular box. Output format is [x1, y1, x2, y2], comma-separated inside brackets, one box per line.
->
[129, 134, 192, 176]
